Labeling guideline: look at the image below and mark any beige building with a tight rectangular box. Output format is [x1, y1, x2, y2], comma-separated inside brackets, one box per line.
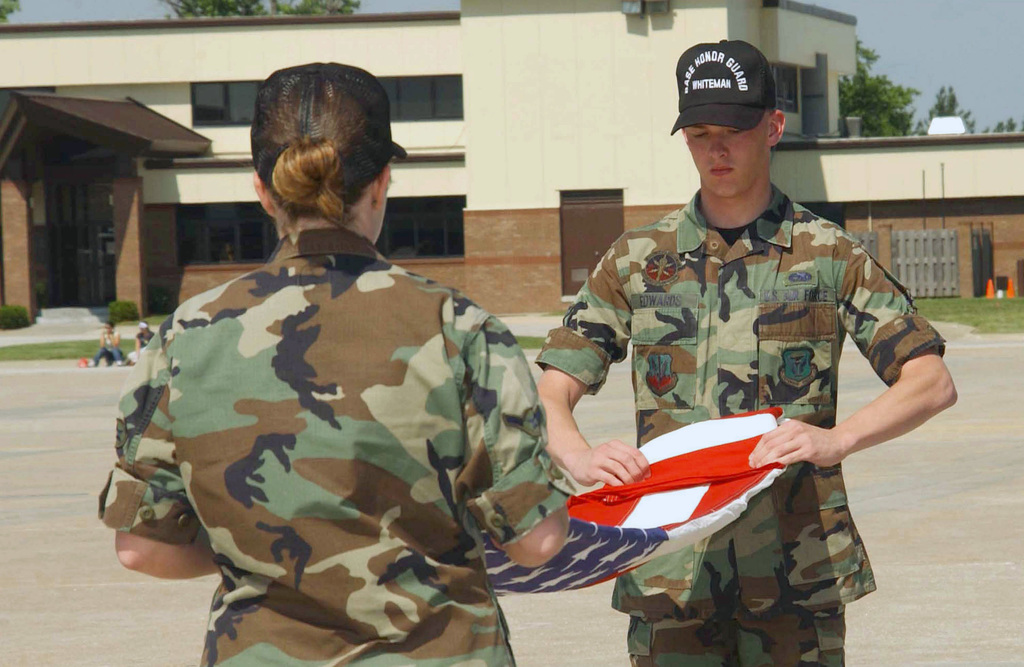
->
[0, 1, 1021, 320]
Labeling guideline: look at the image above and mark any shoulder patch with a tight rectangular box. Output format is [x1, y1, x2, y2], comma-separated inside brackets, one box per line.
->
[642, 251, 681, 287]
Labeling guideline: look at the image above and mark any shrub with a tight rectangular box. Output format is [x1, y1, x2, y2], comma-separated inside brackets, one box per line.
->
[0, 305, 31, 330]
[147, 285, 176, 315]
[108, 300, 139, 324]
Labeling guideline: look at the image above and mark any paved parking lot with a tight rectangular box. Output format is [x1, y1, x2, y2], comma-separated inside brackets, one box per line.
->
[1, 320, 1022, 666]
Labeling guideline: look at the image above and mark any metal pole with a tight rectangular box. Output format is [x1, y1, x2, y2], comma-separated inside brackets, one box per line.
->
[922, 170, 927, 230]
[941, 162, 946, 229]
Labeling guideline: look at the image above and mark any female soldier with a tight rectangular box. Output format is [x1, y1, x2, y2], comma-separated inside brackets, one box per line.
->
[99, 63, 569, 666]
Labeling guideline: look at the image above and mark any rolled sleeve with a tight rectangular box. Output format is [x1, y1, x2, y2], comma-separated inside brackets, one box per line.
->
[97, 338, 198, 544]
[98, 466, 199, 544]
[467, 454, 569, 546]
[837, 238, 946, 386]
[454, 310, 570, 545]
[537, 245, 631, 394]
[867, 314, 946, 386]
[536, 326, 616, 394]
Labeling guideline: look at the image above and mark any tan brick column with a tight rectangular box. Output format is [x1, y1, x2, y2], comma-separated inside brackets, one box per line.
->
[1, 179, 35, 319]
[113, 177, 147, 315]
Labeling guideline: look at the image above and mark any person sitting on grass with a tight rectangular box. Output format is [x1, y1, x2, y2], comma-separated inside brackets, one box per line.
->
[90, 321, 124, 367]
[126, 321, 153, 366]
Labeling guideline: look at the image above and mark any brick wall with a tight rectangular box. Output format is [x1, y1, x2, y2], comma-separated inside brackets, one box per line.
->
[845, 197, 1024, 298]
[113, 178, 147, 314]
[461, 208, 563, 314]
[143, 205, 182, 310]
[625, 204, 685, 231]
[408, 204, 690, 315]
[390, 257, 468, 293]
[177, 263, 262, 303]
[150, 203, 697, 316]
[1, 179, 35, 318]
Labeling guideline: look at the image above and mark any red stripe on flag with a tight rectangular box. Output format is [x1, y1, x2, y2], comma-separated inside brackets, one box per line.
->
[568, 434, 782, 528]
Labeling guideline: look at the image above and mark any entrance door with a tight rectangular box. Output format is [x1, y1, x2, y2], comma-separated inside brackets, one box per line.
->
[971, 227, 994, 297]
[47, 182, 115, 306]
[560, 189, 624, 297]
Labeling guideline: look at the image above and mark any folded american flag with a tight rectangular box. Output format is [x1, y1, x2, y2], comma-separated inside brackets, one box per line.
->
[485, 409, 785, 594]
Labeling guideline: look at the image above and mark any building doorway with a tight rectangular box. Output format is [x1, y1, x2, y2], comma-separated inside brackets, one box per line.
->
[559, 189, 624, 297]
[45, 182, 115, 307]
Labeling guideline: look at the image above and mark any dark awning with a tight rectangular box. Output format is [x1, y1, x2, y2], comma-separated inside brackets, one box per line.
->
[0, 92, 211, 171]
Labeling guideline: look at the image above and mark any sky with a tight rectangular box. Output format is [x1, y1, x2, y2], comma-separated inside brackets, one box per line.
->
[7, 0, 1020, 131]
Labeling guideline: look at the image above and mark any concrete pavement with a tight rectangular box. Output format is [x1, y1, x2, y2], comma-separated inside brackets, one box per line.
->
[1, 320, 1021, 665]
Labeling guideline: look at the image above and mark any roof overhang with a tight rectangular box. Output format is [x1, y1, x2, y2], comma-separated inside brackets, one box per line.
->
[0, 92, 211, 174]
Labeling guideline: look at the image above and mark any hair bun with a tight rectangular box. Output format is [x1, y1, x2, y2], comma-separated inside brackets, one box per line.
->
[271, 137, 346, 222]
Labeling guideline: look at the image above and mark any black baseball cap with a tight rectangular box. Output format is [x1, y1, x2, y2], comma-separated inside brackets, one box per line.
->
[251, 62, 407, 191]
[670, 40, 776, 134]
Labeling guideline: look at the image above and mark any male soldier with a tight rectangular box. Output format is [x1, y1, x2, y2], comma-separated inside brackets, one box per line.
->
[537, 40, 956, 665]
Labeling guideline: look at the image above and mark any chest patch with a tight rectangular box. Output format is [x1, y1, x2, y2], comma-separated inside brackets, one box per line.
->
[643, 251, 681, 287]
[785, 271, 813, 285]
[645, 353, 677, 396]
[780, 347, 816, 387]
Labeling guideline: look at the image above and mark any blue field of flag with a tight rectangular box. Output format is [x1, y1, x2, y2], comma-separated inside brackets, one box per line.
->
[484, 518, 669, 594]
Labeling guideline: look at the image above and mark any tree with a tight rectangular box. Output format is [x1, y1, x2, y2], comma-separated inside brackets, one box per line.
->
[160, 0, 267, 17]
[160, 0, 359, 16]
[915, 86, 976, 134]
[0, 0, 21, 23]
[838, 42, 919, 137]
[276, 0, 360, 14]
[983, 117, 1020, 134]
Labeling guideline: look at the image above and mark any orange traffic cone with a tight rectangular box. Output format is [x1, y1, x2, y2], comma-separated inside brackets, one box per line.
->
[1009, 279, 1016, 299]
[985, 278, 995, 298]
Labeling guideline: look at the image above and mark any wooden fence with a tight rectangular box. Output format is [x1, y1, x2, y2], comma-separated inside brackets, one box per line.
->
[891, 229, 959, 297]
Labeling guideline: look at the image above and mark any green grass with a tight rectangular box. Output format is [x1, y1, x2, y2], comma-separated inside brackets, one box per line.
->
[515, 335, 546, 350]
[915, 297, 1024, 334]
[0, 314, 169, 363]
[0, 340, 132, 362]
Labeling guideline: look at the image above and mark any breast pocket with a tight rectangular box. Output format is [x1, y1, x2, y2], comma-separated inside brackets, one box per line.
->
[632, 300, 698, 411]
[758, 302, 835, 406]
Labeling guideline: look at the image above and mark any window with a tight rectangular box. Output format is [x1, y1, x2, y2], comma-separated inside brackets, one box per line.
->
[177, 203, 276, 264]
[771, 65, 799, 113]
[380, 76, 464, 122]
[377, 196, 466, 259]
[191, 82, 260, 126]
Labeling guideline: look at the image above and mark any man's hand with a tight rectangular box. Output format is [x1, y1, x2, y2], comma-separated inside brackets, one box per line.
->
[537, 368, 650, 487]
[748, 420, 850, 469]
[749, 353, 956, 470]
[562, 439, 651, 487]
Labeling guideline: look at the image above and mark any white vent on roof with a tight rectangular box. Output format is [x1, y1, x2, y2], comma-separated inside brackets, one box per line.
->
[927, 116, 967, 135]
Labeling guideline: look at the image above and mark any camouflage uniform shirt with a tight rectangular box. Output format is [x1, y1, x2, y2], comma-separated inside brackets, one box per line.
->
[99, 227, 569, 666]
[537, 187, 945, 621]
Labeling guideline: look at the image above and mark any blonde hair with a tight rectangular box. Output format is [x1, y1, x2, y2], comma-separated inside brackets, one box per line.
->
[271, 137, 360, 231]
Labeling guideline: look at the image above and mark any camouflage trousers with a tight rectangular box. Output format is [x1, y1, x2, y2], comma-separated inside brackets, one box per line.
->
[626, 606, 845, 667]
